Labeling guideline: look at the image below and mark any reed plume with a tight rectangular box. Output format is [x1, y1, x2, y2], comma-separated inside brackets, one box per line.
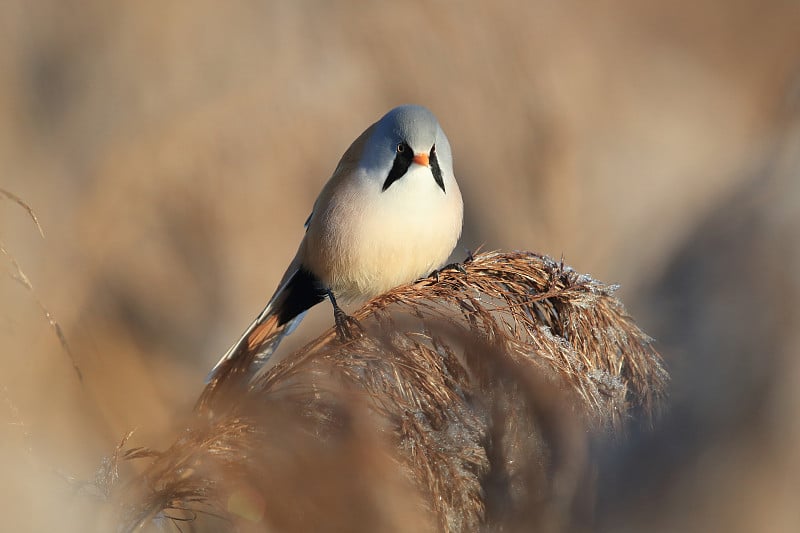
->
[118, 251, 667, 532]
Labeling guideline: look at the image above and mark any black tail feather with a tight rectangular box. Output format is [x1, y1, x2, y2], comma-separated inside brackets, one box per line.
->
[275, 268, 328, 325]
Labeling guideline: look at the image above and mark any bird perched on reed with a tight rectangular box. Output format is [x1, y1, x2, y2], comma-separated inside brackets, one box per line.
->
[206, 105, 463, 390]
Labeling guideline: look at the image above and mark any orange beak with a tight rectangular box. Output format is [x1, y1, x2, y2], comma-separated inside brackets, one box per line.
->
[412, 152, 430, 167]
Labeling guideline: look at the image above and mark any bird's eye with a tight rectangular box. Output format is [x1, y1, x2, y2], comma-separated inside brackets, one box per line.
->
[396, 143, 405, 153]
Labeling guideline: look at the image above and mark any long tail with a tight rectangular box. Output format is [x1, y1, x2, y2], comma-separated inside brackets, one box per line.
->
[197, 263, 327, 412]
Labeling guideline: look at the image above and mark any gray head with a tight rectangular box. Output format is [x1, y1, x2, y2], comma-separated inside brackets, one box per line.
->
[359, 105, 455, 193]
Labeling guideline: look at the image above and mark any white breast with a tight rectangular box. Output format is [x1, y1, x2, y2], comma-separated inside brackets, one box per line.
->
[304, 165, 463, 301]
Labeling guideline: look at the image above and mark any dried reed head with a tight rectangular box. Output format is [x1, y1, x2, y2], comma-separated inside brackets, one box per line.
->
[119, 251, 667, 532]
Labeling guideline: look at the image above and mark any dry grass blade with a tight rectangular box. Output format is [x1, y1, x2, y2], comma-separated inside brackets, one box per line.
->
[1, 188, 44, 238]
[1, 193, 82, 382]
[120, 251, 667, 532]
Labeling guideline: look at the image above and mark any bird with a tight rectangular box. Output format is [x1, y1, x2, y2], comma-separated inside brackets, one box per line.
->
[207, 104, 463, 382]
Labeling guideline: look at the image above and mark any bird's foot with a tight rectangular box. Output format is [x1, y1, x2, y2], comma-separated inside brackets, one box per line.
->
[430, 251, 473, 282]
[334, 307, 363, 342]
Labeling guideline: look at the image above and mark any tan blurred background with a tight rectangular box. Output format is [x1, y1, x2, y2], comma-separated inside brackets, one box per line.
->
[1, 1, 799, 531]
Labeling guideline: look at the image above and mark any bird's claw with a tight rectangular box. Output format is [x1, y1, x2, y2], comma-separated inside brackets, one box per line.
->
[430, 258, 470, 283]
[449, 262, 468, 275]
[334, 308, 363, 342]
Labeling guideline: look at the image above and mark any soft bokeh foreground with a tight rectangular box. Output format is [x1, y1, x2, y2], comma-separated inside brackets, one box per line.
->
[1, 1, 799, 531]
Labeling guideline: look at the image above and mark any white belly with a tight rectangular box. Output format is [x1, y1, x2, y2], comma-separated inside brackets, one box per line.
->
[304, 165, 463, 301]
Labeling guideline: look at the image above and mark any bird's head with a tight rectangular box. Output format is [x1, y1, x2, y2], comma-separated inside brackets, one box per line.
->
[361, 104, 454, 193]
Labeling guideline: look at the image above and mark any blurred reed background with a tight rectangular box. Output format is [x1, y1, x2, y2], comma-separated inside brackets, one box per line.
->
[1, 1, 798, 531]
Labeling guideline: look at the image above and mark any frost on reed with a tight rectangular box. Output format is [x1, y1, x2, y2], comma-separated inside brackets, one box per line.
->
[117, 251, 667, 532]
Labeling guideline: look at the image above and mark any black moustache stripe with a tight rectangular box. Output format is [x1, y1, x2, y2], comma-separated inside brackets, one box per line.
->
[382, 143, 446, 193]
[430, 149, 445, 193]
[382, 144, 413, 192]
